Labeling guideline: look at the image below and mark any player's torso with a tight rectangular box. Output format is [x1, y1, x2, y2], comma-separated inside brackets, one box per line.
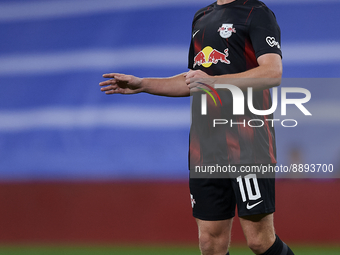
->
[189, 1, 278, 166]
[191, 1, 260, 75]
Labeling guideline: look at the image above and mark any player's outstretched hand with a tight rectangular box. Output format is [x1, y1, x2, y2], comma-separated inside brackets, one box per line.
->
[100, 73, 143, 95]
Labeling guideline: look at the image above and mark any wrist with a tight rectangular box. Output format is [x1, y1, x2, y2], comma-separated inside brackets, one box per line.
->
[139, 77, 147, 93]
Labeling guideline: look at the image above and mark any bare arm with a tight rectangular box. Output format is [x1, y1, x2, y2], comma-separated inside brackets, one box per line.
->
[186, 53, 282, 91]
[100, 72, 190, 97]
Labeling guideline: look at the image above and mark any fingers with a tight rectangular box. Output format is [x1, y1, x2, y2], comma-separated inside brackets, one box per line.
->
[104, 87, 120, 94]
[186, 69, 203, 79]
[100, 84, 116, 91]
[185, 70, 210, 85]
[100, 73, 134, 95]
[99, 73, 118, 94]
[99, 79, 116, 87]
[185, 70, 194, 84]
[99, 73, 125, 89]
[186, 74, 196, 85]
[102, 73, 122, 78]
[102, 73, 131, 82]
[100, 83, 117, 93]
[101, 85, 127, 95]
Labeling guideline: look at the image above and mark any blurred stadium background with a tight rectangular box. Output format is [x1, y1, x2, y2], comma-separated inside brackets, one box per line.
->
[0, 0, 340, 254]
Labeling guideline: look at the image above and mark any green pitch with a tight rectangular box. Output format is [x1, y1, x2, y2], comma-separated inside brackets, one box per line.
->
[0, 245, 339, 255]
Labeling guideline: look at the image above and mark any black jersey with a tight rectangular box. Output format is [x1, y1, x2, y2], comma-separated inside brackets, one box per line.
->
[188, 0, 282, 166]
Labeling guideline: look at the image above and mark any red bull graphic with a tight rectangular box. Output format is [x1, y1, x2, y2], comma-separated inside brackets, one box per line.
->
[193, 51, 206, 67]
[193, 46, 230, 68]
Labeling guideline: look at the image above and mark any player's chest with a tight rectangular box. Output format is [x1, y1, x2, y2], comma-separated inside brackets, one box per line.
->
[193, 9, 250, 44]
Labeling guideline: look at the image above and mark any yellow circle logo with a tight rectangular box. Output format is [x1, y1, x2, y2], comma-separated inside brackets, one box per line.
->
[202, 46, 213, 68]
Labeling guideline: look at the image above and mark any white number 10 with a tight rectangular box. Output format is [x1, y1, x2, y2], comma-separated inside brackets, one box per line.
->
[236, 174, 261, 202]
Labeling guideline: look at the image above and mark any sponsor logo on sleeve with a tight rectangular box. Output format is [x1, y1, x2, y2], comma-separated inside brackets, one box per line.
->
[266, 36, 280, 49]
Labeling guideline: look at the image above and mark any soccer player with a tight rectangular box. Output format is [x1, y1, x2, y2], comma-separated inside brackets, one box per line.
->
[99, 0, 294, 254]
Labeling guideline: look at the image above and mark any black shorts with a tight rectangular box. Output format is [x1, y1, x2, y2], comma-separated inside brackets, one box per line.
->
[189, 166, 275, 220]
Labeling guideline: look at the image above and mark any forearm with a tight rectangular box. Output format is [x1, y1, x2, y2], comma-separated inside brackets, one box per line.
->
[214, 54, 282, 91]
[141, 73, 190, 97]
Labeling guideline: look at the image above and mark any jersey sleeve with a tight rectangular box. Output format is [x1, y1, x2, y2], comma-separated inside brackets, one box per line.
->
[188, 10, 200, 70]
[187, 4, 213, 70]
[248, 6, 282, 59]
[188, 39, 194, 69]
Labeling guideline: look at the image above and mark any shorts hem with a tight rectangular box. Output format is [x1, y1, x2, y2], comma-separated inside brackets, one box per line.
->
[193, 212, 235, 221]
[238, 208, 275, 217]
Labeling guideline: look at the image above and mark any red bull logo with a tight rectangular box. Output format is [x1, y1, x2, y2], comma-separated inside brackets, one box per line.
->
[193, 46, 230, 68]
